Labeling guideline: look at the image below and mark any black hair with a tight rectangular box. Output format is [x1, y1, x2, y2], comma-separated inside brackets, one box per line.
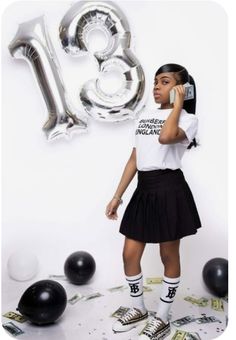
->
[155, 63, 198, 149]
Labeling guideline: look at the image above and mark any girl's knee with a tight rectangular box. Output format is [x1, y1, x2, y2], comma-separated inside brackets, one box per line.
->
[160, 253, 180, 266]
[122, 249, 138, 266]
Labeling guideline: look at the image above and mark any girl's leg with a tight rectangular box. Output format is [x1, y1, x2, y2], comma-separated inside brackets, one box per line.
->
[123, 237, 146, 276]
[159, 239, 181, 277]
[112, 237, 148, 333]
[138, 240, 181, 339]
[123, 237, 147, 313]
[156, 239, 181, 323]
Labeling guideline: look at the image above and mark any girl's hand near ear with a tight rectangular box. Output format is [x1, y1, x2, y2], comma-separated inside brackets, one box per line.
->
[105, 199, 121, 220]
[172, 85, 185, 110]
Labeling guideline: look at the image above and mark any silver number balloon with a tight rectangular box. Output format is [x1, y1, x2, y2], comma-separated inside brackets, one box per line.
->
[9, 16, 87, 140]
[59, 1, 146, 122]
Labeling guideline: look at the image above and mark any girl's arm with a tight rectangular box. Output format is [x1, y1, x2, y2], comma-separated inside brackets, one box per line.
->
[113, 147, 137, 200]
[106, 148, 137, 219]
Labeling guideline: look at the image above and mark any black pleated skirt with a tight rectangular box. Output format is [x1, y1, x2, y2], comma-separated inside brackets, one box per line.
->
[119, 168, 202, 243]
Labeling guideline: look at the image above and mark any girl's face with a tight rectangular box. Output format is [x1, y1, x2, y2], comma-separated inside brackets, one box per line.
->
[153, 72, 179, 108]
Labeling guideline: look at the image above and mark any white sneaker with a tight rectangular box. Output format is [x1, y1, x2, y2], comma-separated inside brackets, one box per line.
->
[112, 307, 148, 333]
[139, 316, 171, 340]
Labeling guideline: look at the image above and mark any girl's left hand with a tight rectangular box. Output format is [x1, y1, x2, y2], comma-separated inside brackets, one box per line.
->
[172, 85, 185, 109]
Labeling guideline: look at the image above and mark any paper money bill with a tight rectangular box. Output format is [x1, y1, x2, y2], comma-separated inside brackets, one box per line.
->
[170, 83, 194, 104]
[185, 332, 201, 340]
[197, 297, 208, 307]
[111, 306, 129, 318]
[195, 316, 220, 324]
[143, 286, 153, 292]
[184, 296, 208, 307]
[48, 274, 67, 280]
[83, 292, 103, 301]
[171, 329, 187, 340]
[172, 315, 196, 327]
[108, 285, 127, 292]
[146, 277, 163, 284]
[2, 322, 24, 336]
[3, 311, 27, 323]
[184, 296, 198, 304]
[211, 298, 224, 312]
[68, 293, 84, 305]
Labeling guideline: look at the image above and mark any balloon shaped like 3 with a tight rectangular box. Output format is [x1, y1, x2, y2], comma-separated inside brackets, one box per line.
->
[60, 1, 146, 122]
[9, 16, 87, 140]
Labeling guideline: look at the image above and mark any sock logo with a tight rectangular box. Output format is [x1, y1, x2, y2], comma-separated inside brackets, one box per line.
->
[129, 283, 140, 294]
[166, 287, 177, 299]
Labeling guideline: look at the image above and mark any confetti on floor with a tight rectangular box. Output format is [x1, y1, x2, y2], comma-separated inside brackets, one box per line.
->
[1, 279, 228, 340]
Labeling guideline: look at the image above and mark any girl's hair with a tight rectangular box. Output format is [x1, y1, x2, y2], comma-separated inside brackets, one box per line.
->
[155, 63, 198, 149]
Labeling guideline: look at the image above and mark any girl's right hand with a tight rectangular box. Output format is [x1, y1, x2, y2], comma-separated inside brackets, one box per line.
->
[172, 85, 185, 110]
[105, 199, 121, 220]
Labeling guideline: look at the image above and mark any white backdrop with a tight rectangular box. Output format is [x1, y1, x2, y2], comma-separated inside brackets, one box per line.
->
[2, 0, 227, 296]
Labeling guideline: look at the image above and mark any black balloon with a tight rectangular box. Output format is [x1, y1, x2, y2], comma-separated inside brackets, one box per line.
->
[64, 251, 96, 285]
[202, 257, 228, 297]
[18, 280, 67, 325]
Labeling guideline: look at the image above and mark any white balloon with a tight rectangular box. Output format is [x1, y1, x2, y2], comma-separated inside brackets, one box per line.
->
[7, 250, 39, 282]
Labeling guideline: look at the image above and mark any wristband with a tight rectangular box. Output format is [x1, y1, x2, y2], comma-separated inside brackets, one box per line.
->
[113, 196, 123, 205]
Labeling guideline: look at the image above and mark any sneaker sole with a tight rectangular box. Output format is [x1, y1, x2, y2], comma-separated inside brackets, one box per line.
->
[113, 318, 148, 333]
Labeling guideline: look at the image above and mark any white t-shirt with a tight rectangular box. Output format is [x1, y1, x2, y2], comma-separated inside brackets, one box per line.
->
[134, 108, 198, 171]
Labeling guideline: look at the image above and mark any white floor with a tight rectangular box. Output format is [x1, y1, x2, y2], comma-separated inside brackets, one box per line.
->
[2, 274, 228, 340]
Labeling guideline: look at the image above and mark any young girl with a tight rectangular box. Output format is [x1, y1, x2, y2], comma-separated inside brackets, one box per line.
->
[105, 63, 202, 340]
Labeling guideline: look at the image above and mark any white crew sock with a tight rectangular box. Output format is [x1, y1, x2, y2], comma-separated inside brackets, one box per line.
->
[156, 275, 181, 323]
[125, 272, 147, 314]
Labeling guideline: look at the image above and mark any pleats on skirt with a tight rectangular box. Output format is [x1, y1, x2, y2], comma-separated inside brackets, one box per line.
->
[119, 168, 202, 243]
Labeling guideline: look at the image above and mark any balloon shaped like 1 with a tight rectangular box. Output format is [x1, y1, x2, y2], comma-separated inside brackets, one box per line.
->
[9, 16, 87, 140]
[7, 250, 39, 282]
[60, 1, 146, 122]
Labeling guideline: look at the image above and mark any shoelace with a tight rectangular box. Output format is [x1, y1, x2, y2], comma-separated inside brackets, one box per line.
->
[120, 308, 140, 323]
[142, 317, 163, 336]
